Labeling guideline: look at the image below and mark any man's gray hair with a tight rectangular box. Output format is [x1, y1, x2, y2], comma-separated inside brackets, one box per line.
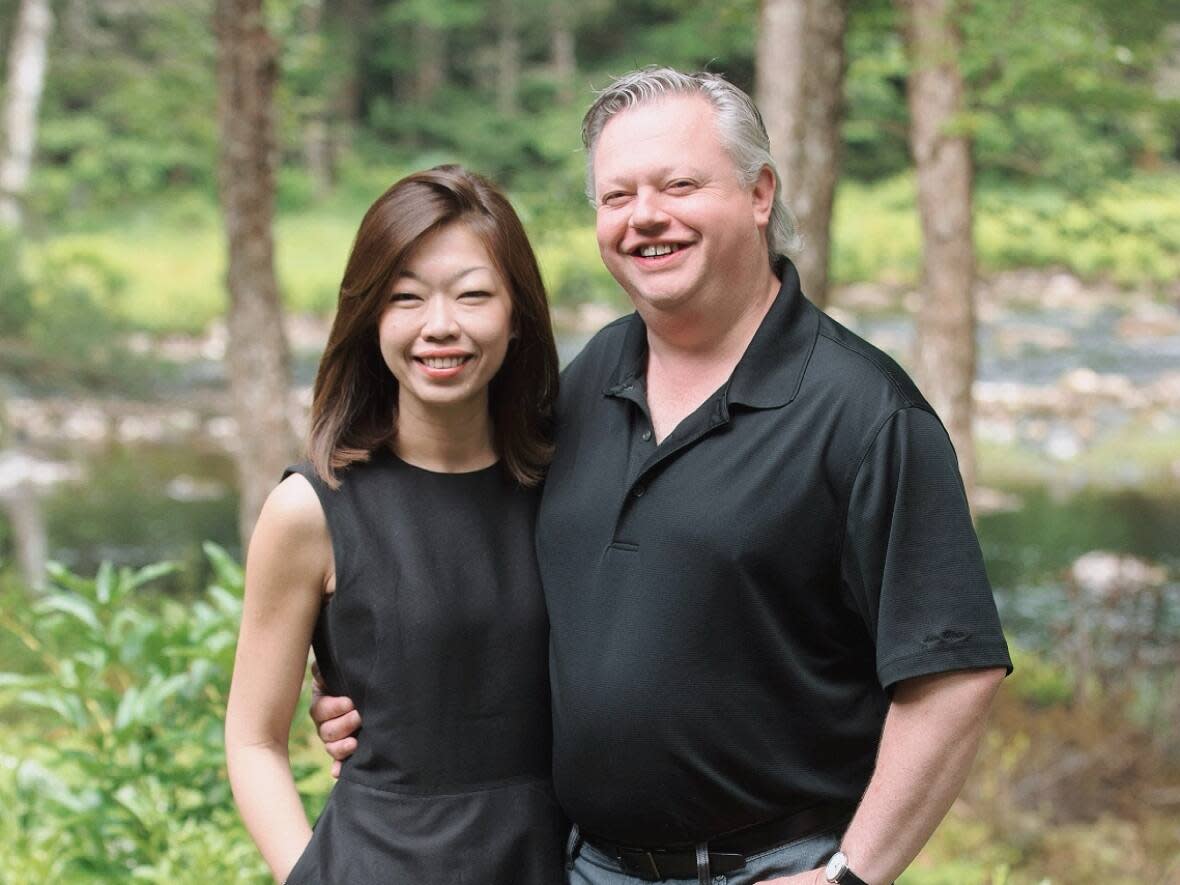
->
[581, 66, 801, 262]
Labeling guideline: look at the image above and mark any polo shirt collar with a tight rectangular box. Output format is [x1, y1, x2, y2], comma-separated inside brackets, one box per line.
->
[602, 258, 819, 411]
[724, 257, 818, 410]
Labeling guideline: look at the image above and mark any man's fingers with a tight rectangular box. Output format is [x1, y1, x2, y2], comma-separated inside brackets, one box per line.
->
[317, 708, 362, 743]
[309, 693, 357, 726]
[325, 736, 357, 762]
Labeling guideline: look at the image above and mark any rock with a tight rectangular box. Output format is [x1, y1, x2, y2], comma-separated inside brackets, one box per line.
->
[829, 282, 899, 313]
[1116, 303, 1180, 339]
[0, 450, 83, 495]
[1069, 551, 1168, 601]
[1044, 425, 1083, 460]
[165, 475, 228, 502]
[972, 486, 1023, 514]
[992, 323, 1075, 356]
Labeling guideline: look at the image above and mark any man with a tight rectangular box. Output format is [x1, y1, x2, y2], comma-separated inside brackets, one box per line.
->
[313, 67, 1011, 885]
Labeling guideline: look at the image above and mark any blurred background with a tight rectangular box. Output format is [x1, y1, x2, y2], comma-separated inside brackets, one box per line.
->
[0, 0, 1178, 881]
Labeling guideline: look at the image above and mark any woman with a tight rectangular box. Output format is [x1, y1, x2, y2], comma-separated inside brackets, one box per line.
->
[225, 165, 566, 884]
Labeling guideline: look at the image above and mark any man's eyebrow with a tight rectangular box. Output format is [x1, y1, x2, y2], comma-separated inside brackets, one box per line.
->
[598, 166, 702, 189]
[397, 267, 495, 287]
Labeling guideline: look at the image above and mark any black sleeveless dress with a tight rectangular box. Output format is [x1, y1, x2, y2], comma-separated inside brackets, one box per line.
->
[282, 450, 566, 885]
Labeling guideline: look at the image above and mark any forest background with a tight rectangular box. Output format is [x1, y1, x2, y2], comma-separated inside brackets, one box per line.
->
[1, 0, 1179, 881]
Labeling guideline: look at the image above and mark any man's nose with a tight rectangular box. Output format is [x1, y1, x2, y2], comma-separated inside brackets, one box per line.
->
[629, 187, 669, 230]
[422, 296, 459, 338]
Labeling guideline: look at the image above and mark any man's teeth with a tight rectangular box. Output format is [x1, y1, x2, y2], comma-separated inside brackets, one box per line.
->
[421, 356, 468, 368]
[638, 244, 678, 257]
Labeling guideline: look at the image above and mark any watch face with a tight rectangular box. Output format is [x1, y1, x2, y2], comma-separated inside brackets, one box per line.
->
[825, 851, 848, 880]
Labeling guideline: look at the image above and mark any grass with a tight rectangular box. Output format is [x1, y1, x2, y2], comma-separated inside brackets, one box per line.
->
[977, 423, 1180, 491]
[20, 170, 1180, 335]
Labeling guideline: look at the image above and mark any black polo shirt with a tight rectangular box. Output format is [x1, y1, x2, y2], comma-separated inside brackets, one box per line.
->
[536, 260, 1012, 847]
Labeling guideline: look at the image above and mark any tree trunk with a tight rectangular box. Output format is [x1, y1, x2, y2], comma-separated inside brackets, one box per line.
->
[414, 18, 445, 103]
[897, 0, 977, 503]
[2, 491, 47, 590]
[299, 0, 335, 196]
[496, 0, 520, 116]
[755, 0, 847, 307]
[214, 0, 298, 550]
[325, 0, 369, 144]
[549, 0, 575, 104]
[0, 0, 53, 231]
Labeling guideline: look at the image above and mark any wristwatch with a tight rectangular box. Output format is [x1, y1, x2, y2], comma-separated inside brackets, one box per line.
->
[824, 850, 869, 885]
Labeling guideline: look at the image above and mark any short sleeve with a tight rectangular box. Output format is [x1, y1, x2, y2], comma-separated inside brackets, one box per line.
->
[840, 406, 1013, 689]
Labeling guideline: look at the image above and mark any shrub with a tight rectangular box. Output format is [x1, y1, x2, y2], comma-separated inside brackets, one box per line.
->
[0, 546, 321, 882]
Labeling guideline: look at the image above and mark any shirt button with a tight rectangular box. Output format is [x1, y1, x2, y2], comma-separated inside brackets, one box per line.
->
[641, 430, 652, 441]
[633, 485, 646, 498]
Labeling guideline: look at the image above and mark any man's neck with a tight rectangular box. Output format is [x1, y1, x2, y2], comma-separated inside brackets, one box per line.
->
[641, 263, 780, 372]
[639, 263, 781, 443]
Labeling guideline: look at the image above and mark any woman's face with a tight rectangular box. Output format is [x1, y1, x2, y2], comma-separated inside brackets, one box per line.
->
[378, 222, 514, 420]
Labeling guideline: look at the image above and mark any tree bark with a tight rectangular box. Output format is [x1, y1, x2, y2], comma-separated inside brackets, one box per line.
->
[325, 0, 369, 142]
[214, 0, 298, 550]
[496, 0, 520, 116]
[897, 0, 978, 503]
[414, 18, 445, 103]
[0, 0, 53, 231]
[2, 491, 47, 590]
[755, 0, 847, 308]
[549, 0, 575, 104]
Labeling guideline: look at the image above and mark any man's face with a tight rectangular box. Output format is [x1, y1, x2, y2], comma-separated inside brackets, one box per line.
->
[591, 95, 774, 316]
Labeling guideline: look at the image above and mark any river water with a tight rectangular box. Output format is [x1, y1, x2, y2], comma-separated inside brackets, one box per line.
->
[7, 276, 1180, 658]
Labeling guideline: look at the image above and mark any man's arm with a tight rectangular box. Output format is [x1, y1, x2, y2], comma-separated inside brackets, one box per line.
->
[765, 666, 1005, 885]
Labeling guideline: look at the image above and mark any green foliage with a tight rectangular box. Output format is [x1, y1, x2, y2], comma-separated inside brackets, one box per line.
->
[0, 548, 335, 882]
[0, 549, 263, 880]
[831, 171, 1180, 288]
[9, 0, 1178, 229]
[0, 230, 34, 338]
[1, 244, 163, 393]
[960, 0, 1170, 192]
[1006, 647, 1073, 708]
[31, 0, 217, 221]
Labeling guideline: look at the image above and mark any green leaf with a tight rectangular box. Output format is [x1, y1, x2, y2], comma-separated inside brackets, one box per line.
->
[126, 561, 181, 593]
[33, 594, 101, 633]
[202, 542, 243, 590]
[17, 690, 90, 728]
[94, 561, 116, 605]
[45, 562, 97, 597]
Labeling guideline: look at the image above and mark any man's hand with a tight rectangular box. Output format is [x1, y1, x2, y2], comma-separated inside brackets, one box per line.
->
[758, 869, 824, 885]
[308, 665, 361, 779]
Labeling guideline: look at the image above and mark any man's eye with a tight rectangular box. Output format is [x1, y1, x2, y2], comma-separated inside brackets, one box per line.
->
[600, 191, 630, 206]
[667, 180, 696, 192]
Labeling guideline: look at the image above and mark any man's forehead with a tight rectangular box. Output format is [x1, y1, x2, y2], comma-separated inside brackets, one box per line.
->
[592, 97, 726, 181]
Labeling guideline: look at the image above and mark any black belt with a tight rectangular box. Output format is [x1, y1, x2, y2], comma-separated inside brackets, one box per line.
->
[581, 802, 854, 882]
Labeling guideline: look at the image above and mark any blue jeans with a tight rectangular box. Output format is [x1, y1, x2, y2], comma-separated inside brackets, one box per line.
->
[567, 829, 841, 885]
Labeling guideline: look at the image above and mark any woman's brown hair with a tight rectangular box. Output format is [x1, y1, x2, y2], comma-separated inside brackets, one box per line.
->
[307, 165, 559, 488]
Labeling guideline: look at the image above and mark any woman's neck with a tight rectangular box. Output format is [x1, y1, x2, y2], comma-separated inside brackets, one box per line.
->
[392, 398, 497, 473]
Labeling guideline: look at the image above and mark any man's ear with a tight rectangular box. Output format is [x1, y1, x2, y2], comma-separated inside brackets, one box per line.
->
[751, 165, 776, 228]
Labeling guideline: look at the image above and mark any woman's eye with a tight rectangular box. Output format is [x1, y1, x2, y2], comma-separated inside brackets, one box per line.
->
[459, 290, 491, 300]
[389, 292, 420, 303]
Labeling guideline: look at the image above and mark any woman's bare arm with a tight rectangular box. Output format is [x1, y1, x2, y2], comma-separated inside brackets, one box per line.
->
[225, 474, 333, 883]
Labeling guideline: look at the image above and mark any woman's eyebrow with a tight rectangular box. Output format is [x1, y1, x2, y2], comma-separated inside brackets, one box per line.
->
[397, 266, 494, 286]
